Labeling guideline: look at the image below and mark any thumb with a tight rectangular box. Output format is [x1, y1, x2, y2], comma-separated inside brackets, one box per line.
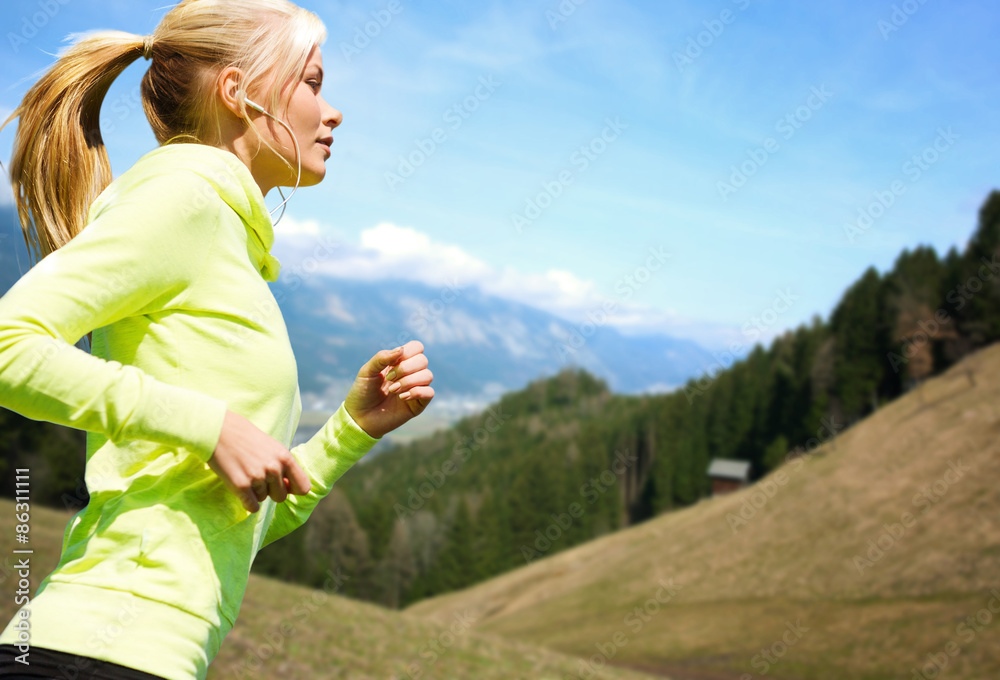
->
[360, 346, 404, 377]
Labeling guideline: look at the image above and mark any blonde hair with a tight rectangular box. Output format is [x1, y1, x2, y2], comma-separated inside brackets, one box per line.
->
[1, 0, 326, 267]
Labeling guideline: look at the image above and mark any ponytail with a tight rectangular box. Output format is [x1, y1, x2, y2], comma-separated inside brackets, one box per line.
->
[0, 31, 149, 266]
[2, 0, 327, 272]
[0, 0, 327, 287]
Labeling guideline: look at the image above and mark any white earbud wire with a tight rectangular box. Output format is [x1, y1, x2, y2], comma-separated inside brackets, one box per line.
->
[244, 97, 301, 227]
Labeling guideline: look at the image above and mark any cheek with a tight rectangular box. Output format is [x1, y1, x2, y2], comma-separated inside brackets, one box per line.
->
[307, 99, 321, 125]
[293, 93, 321, 130]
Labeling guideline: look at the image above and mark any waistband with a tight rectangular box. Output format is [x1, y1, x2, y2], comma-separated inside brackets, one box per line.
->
[0, 580, 226, 680]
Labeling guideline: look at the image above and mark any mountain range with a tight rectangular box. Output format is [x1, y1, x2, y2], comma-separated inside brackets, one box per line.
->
[0, 205, 715, 444]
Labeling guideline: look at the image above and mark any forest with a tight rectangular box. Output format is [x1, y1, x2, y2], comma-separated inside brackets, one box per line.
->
[2, 190, 998, 610]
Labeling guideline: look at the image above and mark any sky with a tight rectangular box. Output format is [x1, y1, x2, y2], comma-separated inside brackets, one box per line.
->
[1, 0, 998, 357]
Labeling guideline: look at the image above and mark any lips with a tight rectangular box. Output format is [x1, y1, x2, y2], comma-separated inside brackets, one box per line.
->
[317, 136, 333, 155]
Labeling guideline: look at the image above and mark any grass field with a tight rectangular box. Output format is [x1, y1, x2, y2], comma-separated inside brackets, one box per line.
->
[404, 344, 1000, 679]
[2, 345, 998, 679]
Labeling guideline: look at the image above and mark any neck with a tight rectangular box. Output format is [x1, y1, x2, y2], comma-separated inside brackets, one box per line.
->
[213, 136, 276, 198]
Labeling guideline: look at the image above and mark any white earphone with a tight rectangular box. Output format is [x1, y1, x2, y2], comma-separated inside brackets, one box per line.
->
[243, 97, 266, 114]
[243, 95, 300, 226]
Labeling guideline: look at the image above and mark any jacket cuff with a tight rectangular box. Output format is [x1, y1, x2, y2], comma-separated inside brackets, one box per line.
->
[331, 401, 382, 460]
[297, 403, 380, 485]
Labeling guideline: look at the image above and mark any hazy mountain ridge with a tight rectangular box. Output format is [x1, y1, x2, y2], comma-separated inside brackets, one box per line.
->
[0, 206, 717, 419]
[0, 207, 31, 294]
[271, 272, 715, 410]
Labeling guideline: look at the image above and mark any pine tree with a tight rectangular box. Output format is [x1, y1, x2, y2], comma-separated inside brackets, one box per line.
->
[378, 517, 416, 608]
[430, 494, 474, 593]
[468, 487, 503, 583]
[304, 487, 373, 598]
[830, 267, 892, 422]
[954, 191, 1000, 346]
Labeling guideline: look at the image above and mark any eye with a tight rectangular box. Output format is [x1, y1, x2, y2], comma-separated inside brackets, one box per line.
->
[307, 79, 322, 93]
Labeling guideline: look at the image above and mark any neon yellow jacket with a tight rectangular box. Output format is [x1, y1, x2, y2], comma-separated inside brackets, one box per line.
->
[0, 143, 380, 679]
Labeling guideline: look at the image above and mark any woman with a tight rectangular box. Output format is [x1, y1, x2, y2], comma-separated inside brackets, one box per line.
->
[0, 1, 433, 678]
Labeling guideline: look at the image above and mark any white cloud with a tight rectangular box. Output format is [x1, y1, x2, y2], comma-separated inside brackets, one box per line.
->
[270, 218, 745, 350]
[276, 216, 322, 235]
[358, 222, 493, 284]
[324, 293, 355, 324]
[273, 220, 493, 288]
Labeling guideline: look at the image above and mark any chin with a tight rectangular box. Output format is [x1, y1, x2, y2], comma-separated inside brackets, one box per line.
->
[300, 169, 326, 187]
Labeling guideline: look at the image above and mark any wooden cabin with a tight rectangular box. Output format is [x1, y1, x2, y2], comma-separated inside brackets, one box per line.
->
[707, 458, 751, 496]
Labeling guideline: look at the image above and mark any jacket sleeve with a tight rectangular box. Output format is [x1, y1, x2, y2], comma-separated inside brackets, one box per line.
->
[260, 401, 380, 549]
[0, 169, 230, 463]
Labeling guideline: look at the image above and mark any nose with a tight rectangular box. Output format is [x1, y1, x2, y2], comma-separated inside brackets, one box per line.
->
[321, 96, 342, 130]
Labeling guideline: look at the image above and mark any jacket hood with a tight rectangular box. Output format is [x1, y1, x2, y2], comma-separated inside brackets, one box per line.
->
[130, 143, 281, 282]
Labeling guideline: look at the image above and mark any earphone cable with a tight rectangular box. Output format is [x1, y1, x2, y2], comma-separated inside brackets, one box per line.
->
[243, 96, 302, 227]
[265, 114, 301, 227]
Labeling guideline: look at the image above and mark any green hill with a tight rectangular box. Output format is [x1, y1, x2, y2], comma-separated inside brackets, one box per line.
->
[404, 343, 1000, 680]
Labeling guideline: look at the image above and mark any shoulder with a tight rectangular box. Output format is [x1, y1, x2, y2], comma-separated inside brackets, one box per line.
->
[90, 144, 239, 220]
[79, 150, 229, 258]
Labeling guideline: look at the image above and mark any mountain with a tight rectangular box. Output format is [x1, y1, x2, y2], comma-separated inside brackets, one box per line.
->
[271, 272, 714, 413]
[0, 205, 716, 432]
[403, 342, 1000, 680]
[0, 205, 32, 294]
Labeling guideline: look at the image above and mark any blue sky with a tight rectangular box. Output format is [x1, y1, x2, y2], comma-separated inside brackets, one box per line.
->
[1, 0, 998, 355]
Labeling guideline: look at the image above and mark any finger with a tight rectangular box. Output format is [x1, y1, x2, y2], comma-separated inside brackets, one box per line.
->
[401, 339, 424, 360]
[400, 385, 435, 403]
[391, 368, 434, 394]
[252, 479, 269, 502]
[360, 346, 406, 379]
[242, 488, 261, 514]
[284, 454, 312, 496]
[266, 469, 288, 503]
[385, 353, 428, 382]
[392, 340, 425, 365]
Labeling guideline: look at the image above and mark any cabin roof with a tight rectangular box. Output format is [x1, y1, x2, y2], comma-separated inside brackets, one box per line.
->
[707, 458, 751, 481]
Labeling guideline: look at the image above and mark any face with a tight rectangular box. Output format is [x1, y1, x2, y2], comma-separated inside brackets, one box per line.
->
[249, 45, 341, 194]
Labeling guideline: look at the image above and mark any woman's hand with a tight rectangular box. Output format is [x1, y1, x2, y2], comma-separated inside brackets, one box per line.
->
[344, 340, 435, 440]
[207, 410, 312, 513]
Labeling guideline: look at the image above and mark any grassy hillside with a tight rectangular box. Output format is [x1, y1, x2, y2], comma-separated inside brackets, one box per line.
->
[252, 191, 1000, 610]
[404, 343, 1000, 680]
[0, 500, 664, 680]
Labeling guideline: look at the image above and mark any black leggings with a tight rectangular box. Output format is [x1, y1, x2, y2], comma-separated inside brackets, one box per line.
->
[0, 644, 169, 680]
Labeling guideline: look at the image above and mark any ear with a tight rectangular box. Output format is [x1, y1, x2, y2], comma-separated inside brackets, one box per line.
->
[216, 66, 248, 118]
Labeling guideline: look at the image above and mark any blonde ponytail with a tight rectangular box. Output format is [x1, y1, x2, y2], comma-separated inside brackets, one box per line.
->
[0, 31, 148, 265]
